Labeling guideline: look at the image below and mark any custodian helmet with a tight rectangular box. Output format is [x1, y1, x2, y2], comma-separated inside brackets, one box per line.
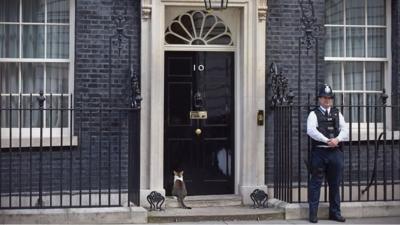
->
[318, 84, 334, 98]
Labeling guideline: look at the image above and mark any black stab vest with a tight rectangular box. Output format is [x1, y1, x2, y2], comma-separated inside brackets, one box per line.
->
[312, 107, 340, 147]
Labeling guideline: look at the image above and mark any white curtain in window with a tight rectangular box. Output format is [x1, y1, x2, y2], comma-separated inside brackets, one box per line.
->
[46, 63, 69, 128]
[21, 63, 44, 93]
[22, 0, 45, 23]
[0, 62, 19, 93]
[0, 62, 19, 127]
[0, 0, 19, 22]
[325, 0, 343, 24]
[367, 0, 385, 25]
[21, 63, 43, 127]
[366, 62, 384, 91]
[346, 27, 365, 57]
[346, 0, 365, 25]
[325, 62, 341, 90]
[46, 95, 68, 128]
[344, 62, 363, 90]
[368, 28, 386, 57]
[0, 96, 19, 127]
[46, 63, 68, 93]
[22, 96, 40, 127]
[47, 25, 69, 59]
[22, 25, 45, 58]
[325, 27, 343, 57]
[47, 0, 69, 23]
[344, 62, 364, 122]
[0, 25, 19, 58]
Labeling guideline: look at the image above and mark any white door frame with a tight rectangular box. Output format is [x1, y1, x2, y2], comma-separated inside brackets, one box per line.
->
[140, 0, 268, 206]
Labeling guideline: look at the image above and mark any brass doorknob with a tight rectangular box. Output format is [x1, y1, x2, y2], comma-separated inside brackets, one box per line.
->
[195, 128, 202, 135]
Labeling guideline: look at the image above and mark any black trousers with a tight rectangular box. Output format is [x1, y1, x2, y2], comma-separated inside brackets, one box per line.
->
[308, 147, 344, 217]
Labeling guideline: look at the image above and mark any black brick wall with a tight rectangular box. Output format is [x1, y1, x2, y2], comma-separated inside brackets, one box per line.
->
[0, 0, 141, 201]
[265, 0, 326, 185]
[393, 0, 400, 103]
[391, 0, 400, 134]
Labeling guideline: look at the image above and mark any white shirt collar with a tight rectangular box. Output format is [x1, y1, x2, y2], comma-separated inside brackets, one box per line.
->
[319, 106, 331, 114]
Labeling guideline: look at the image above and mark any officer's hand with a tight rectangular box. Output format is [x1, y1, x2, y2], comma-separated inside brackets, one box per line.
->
[328, 138, 339, 147]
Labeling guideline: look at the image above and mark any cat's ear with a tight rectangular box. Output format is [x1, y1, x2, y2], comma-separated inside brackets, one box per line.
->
[173, 170, 177, 175]
[179, 171, 184, 176]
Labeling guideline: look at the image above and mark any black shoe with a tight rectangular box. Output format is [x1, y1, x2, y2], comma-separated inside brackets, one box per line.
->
[329, 215, 346, 222]
[309, 215, 318, 223]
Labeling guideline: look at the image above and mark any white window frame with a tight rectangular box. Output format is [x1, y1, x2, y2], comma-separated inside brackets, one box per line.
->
[324, 0, 393, 137]
[0, 0, 75, 146]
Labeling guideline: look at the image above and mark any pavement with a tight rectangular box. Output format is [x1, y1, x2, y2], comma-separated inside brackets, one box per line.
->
[142, 217, 400, 224]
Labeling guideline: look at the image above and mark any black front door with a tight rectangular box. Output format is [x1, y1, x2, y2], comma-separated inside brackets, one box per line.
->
[164, 51, 234, 195]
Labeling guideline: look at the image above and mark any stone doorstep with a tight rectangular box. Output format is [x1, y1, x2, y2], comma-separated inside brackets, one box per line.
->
[1, 199, 399, 224]
[0, 207, 148, 224]
[165, 194, 242, 208]
[268, 198, 400, 220]
[147, 206, 285, 223]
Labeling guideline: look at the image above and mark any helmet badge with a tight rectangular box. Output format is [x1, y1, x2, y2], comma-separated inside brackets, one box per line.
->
[325, 86, 331, 94]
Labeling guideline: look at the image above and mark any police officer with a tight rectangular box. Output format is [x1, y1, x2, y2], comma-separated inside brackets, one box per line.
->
[307, 84, 348, 223]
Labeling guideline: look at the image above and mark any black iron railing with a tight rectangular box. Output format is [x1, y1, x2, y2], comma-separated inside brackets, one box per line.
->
[0, 93, 140, 209]
[272, 92, 400, 203]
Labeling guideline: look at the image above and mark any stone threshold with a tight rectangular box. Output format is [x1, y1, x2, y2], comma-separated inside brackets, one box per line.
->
[148, 206, 284, 223]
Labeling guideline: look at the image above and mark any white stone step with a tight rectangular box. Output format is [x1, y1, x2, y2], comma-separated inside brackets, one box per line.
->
[148, 206, 284, 223]
[165, 195, 242, 208]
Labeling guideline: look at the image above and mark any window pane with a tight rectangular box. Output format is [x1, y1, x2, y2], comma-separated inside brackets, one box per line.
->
[0, 0, 19, 22]
[346, 0, 365, 25]
[21, 63, 44, 93]
[367, 0, 385, 25]
[346, 27, 365, 57]
[47, 25, 69, 58]
[344, 62, 363, 90]
[0, 96, 19, 127]
[0, 24, 19, 58]
[343, 93, 364, 122]
[22, 96, 40, 127]
[0, 62, 19, 93]
[47, 0, 69, 23]
[325, 62, 342, 90]
[22, 0, 45, 22]
[366, 93, 383, 123]
[334, 92, 344, 106]
[193, 11, 203, 38]
[165, 33, 190, 45]
[46, 96, 68, 128]
[368, 28, 386, 57]
[325, 27, 344, 57]
[46, 63, 68, 93]
[205, 20, 229, 44]
[365, 62, 384, 91]
[326, 0, 343, 24]
[22, 25, 45, 58]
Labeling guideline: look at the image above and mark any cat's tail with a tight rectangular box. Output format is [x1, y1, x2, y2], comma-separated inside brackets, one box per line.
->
[178, 197, 191, 209]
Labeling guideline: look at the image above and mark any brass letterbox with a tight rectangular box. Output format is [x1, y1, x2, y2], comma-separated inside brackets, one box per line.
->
[190, 111, 208, 120]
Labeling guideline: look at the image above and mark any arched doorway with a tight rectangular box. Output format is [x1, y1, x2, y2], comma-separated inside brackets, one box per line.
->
[163, 10, 235, 195]
[139, 0, 268, 206]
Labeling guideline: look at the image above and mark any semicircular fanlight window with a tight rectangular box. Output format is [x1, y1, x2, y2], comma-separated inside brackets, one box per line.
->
[165, 10, 233, 46]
